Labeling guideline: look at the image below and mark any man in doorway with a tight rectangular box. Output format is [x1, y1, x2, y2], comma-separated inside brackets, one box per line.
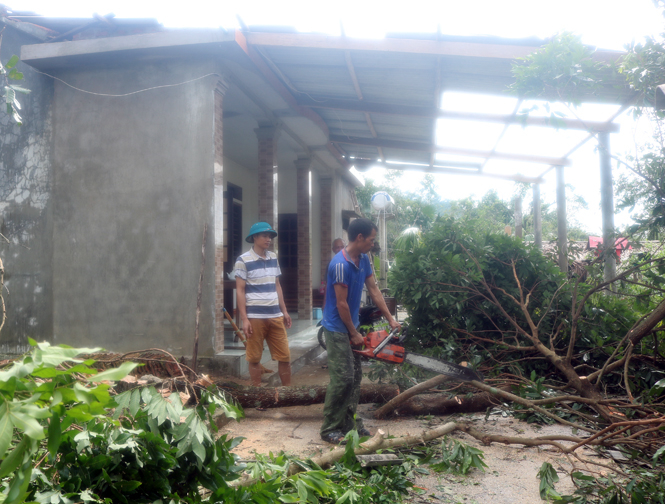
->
[332, 237, 345, 256]
[320, 218, 400, 444]
[235, 221, 292, 387]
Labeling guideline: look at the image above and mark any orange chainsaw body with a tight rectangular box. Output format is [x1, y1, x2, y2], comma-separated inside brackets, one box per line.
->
[355, 330, 405, 364]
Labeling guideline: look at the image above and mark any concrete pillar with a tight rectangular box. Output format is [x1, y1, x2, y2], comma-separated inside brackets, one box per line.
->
[533, 183, 542, 250]
[599, 132, 616, 284]
[254, 122, 280, 229]
[213, 79, 229, 354]
[296, 156, 312, 320]
[514, 196, 523, 239]
[556, 165, 568, 273]
[319, 178, 333, 284]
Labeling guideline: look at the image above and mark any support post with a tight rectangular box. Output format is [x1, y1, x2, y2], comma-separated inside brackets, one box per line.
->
[556, 165, 568, 273]
[514, 196, 523, 239]
[599, 132, 616, 285]
[533, 183, 542, 249]
[213, 79, 229, 354]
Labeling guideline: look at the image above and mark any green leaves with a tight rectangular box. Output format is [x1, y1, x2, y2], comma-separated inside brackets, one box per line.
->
[1, 54, 31, 125]
[509, 32, 609, 105]
[429, 437, 487, 475]
[537, 462, 561, 500]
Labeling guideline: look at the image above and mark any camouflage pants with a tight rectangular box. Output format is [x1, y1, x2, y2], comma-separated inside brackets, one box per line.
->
[320, 329, 365, 437]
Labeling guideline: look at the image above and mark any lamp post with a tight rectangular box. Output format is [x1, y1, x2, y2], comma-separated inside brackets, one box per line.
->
[370, 191, 393, 290]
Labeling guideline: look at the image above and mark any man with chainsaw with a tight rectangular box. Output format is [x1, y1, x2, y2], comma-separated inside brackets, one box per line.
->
[320, 218, 400, 444]
[235, 222, 292, 387]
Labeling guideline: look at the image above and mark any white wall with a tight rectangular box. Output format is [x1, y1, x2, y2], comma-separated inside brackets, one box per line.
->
[311, 170, 322, 286]
[278, 167, 297, 215]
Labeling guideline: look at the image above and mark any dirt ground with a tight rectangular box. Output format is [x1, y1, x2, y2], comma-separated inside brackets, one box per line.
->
[218, 362, 611, 503]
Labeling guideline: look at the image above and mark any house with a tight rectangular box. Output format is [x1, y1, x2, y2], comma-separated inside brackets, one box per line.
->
[0, 9, 631, 358]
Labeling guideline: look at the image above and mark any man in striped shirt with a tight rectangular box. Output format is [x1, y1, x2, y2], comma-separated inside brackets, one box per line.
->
[235, 222, 292, 386]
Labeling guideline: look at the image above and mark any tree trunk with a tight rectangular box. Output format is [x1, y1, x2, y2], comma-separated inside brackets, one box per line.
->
[216, 382, 399, 409]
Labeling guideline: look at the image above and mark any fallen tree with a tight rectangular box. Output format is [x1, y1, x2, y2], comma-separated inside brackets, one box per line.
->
[389, 218, 665, 461]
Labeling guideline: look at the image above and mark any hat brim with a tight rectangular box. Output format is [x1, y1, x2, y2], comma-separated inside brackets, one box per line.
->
[246, 230, 277, 243]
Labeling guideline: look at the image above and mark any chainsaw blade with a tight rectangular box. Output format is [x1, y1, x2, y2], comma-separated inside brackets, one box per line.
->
[405, 353, 483, 382]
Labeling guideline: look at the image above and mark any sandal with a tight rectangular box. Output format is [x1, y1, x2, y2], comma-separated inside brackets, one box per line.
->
[321, 431, 347, 445]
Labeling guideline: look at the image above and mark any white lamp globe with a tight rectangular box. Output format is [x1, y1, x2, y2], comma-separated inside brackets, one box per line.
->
[370, 191, 393, 211]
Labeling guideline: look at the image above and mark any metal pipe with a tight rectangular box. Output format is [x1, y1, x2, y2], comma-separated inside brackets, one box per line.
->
[533, 183, 542, 249]
[599, 131, 616, 286]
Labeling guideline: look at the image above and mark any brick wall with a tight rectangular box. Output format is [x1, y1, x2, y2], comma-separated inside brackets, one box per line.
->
[255, 124, 279, 228]
[296, 157, 312, 319]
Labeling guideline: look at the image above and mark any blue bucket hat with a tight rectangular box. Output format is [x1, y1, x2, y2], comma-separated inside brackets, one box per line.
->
[246, 222, 278, 243]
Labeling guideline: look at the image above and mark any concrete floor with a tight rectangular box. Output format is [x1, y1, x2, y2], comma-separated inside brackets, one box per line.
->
[212, 315, 323, 381]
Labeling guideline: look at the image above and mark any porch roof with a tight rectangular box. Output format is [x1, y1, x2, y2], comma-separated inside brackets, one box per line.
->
[13, 13, 633, 184]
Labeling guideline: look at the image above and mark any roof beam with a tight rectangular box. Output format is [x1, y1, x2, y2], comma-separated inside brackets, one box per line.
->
[298, 96, 620, 132]
[245, 32, 543, 59]
[330, 134, 572, 166]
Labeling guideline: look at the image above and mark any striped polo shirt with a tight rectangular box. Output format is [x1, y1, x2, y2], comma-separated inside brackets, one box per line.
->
[234, 247, 283, 319]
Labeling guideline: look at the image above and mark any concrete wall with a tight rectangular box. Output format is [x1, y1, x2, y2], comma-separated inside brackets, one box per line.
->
[333, 175, 356, 241]
[51, 58, 220, 355]
[0, 23, 54, 353]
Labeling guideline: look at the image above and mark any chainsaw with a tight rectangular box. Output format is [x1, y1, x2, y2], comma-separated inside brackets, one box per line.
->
[355, 327, 483, 383]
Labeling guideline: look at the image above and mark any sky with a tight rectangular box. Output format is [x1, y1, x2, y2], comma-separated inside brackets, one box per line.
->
[6, 0, 665, 233]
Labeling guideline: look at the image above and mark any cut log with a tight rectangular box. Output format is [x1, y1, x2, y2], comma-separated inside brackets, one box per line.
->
[392, 389, 505, 417]
[216, 382, 399, 409]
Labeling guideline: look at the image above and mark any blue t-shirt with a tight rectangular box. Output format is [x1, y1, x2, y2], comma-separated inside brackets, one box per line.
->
[322, 249, 373, 333]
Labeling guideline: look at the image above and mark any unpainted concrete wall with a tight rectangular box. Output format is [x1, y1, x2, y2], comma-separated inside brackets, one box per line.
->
[0, 23, 54, 353]
[51, 58, 220, 355]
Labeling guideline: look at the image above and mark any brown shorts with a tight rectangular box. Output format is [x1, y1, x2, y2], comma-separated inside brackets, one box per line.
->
[245, 317, 290, 363]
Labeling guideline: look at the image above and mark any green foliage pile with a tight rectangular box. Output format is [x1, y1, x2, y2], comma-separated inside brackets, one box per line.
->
[0, 340, 444, 504]
[537, 460, 665, 503]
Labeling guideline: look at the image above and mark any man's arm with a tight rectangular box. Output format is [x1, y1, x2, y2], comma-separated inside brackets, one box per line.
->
[275, 277, 292, 328]
[235, 277, 253, 336]
[334, 283, 364, 346]
[365, 274, 401, 331]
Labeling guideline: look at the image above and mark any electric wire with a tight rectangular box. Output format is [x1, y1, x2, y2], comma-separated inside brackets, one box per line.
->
[32, 69, 221, 97]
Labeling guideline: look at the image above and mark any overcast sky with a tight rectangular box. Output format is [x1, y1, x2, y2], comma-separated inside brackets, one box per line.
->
[6, 0, 664, 233]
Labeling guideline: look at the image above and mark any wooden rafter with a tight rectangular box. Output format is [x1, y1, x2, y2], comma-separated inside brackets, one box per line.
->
[234, 30, 352, 171]
[330, 134, 571, 166]
[344, 50, 383, 161]
[357, 161, 542, 184]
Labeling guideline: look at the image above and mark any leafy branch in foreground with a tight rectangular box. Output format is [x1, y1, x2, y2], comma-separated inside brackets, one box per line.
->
[0, 29, 31, 125]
